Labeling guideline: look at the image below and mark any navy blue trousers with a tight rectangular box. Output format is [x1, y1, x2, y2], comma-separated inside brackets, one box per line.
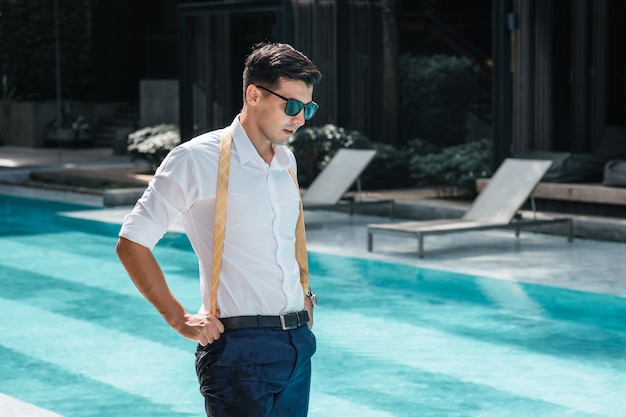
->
[195, 325, 316, 417]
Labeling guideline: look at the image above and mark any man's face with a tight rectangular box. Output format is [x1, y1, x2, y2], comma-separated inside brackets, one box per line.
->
[255, 78, 315, 146]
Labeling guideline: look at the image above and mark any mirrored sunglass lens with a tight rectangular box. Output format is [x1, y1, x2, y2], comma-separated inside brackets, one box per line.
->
[284, 99, 304, 116]
[284, 99, 319, 119]
[303, 103, 319, 119]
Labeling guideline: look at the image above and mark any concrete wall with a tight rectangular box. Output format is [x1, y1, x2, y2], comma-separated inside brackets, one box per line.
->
[0, 101, 56, 147]
[139, 79, 179, 128]
[0, 101, 125, 147]
[0, 80, 182, 147]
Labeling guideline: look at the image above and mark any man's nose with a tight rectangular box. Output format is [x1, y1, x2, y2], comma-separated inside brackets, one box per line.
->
[291, 110, 305, 126]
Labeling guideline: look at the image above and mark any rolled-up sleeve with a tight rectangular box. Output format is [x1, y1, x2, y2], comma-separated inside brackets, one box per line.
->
[119, 146, 198, 250]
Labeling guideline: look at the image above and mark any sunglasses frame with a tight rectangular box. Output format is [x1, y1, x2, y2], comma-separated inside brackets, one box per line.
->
[255, 85, 319, 120]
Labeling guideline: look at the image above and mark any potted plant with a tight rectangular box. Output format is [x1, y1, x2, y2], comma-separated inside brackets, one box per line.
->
[45, 114, 92, 143]
[127, 124, 180, 172]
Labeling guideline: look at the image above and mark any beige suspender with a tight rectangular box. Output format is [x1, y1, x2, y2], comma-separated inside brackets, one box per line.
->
[209, 132, 310, 315]
[287, 168, 311, 291]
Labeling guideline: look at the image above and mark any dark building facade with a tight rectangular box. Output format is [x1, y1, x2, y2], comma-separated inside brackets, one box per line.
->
[493, 0, 626, 165]
[175, 0, 493, 144]
[120, 0, 626, 164]
[176, 0, 385, 142]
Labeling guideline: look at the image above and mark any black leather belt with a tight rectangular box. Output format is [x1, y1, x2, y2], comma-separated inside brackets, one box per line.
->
[221, 310, 309, 331]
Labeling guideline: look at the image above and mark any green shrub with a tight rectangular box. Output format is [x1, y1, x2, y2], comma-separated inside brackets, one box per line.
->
[290, 124, 413, 190]
[405, 137, 441, 156]
[289, 124, 373, 187]
[290, 124, 493, 194]
[399, 54, 480, 147]
[409, 138, 493, 196]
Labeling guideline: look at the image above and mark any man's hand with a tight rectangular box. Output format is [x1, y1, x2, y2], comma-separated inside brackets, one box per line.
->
[171, 311, 225, 346]
[116, 237, 225, 346]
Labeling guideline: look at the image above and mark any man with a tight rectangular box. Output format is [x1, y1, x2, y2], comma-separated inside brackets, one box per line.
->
[116, 42, 322, 416]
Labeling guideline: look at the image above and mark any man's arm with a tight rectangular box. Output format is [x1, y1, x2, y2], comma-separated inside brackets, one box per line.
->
[304, 296, 314, 329]
[115, 236, 224, 345]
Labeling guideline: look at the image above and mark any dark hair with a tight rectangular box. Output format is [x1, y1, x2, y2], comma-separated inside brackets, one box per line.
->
[242, 42, 322, 98]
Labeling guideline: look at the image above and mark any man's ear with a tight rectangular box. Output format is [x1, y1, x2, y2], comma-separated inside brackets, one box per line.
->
[245, 84, 260, 107]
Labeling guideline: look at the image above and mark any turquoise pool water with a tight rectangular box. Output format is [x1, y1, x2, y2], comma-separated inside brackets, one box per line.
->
[1, 194, 625, 417]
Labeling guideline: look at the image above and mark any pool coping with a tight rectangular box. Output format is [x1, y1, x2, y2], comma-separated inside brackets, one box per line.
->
[0, 394, 64, 417]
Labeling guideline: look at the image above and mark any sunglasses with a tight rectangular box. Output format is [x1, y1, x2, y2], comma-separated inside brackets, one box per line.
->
[255, 85, 319, 120]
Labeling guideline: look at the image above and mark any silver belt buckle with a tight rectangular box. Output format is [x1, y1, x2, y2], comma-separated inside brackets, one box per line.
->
[279, 312, 299, 330]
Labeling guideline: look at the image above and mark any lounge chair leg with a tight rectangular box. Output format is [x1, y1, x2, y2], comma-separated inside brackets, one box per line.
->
[566, 218, 573, 242]
[367, 231, 373, 251]
[418, 235, 424, 258]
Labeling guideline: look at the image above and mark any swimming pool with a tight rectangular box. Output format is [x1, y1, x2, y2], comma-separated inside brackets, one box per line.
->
[1, 193, 625, 417]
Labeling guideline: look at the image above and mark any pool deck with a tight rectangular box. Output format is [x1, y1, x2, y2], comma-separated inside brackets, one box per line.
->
[2, 145, 626, 416]
[1, 145, 625, 296]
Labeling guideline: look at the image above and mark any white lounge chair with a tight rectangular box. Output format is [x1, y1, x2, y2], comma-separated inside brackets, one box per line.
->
[302, 149, 394, 217]
[367, 158, 573, 258]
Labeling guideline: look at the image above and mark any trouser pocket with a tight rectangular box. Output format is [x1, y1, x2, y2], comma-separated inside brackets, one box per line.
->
[195, 335, 228, 396]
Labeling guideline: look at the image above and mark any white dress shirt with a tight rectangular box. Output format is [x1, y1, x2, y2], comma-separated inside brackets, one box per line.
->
[119, 116, 305, 317]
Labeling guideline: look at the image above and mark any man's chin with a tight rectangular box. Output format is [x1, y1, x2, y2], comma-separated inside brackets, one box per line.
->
[276, 133, 292, 145]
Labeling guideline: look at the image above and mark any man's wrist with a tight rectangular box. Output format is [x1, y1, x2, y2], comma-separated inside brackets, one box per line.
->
[305, 288, 317, 308]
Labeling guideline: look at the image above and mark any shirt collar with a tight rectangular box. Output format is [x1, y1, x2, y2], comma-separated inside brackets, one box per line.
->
[230, 115, 293, 171]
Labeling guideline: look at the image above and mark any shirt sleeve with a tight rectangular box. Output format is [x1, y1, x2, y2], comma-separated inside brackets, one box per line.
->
[119, 145, 199, 250]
